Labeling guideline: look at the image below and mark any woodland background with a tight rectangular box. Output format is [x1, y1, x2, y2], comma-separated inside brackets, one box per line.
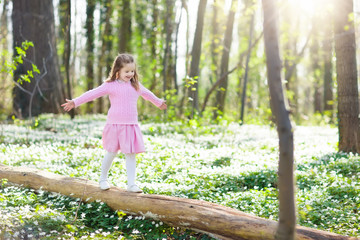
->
[1, 0, 359, 126]
[1, 0, 360, 239]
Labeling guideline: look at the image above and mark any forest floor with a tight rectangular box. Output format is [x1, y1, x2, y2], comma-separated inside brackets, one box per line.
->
[0, 114, 359, 239]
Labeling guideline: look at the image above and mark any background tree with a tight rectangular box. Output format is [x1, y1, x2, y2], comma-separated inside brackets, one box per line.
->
[262, 0, 296, 239]
[119, 0, 132, 53]
[59, 0, 73, 118]
[334, 0, 359, 153]
[12, 0, 65, 118]
[96, 0, 113, 113]
[0, 0, 10, 114]
[149, 0, 160, 92]
[162, 0, 176, 94]
[310, 16, 322, 114]
[214, 0, 237, 119]
[188, 0, 207, 116]
[210, 0, 221, 86]
[85, 0, 95, 113]
[322, 7, 334, 118]
[240, 0, 255, 124]
[281, 0, 299, 112]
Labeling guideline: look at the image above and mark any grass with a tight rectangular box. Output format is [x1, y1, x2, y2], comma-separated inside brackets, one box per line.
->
[0, 113, 359, 239]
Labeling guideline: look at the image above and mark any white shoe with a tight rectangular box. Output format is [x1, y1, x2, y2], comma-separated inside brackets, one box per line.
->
[127, 184, 142, 193]
[99, 180, 110, 190]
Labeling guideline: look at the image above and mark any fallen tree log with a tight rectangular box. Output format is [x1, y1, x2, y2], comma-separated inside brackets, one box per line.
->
[0, 164, 358, 240]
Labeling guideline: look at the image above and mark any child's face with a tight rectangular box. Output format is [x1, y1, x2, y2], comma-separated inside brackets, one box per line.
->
[118, 63, 135, 82]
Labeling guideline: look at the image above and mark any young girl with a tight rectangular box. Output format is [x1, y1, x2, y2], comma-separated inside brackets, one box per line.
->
[61, 53, 167, 193]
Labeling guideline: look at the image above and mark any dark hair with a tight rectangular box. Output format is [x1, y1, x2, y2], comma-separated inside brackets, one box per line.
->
[106, 53, 139, 90]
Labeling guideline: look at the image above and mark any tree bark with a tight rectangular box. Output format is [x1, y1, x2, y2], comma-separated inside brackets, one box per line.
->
[0, 0, 9, 112]
[173, 5, 182, 94]
[334, 0, 359, 154]
[149, 0, 159, 92]
[0, 164, 357, 240]
[162, 0, 175, 94]
[322, 22, 334, 114]
[119, 0, 131, 53]
[179, 0, 190, 117]
[96, 0, 113, 113]
[60, 0, 74, 119]
[321, 0, 334, 117]
[188, 0, 207, 115]
[310, 20, 322, 113]
[282, 2, 299, 111]
[85, 0, 95, 114]
[214, 0, 237, 119]
[262, 1, 296, 239]
[210, 0, 220, 85]
[240, 11, 255, 124]
[0, 0, 9, 43]
[12, 0, 65, 118]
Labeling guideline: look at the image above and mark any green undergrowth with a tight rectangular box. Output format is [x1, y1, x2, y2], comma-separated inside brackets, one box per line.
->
[0, 179, 210, 239]
[0, 114, 359, 239]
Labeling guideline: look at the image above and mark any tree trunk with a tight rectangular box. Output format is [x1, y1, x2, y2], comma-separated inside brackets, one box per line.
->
[96, 0, 113, 113]
[0, 0, 10, 112]
[85, 0, 95, 114]
[240, 11, 255, 124]
[149, 0, 159, 92]
[201, 32, 263, 114]
[119, 0, 131, 53]
[323, 21, 334, 114]
[162, 0, 175, 94]
[173, 5, 182, 94]
[262, 1, 296, 239]
[214, 0, 237, 119]
[0, 0, 9, 45]
[12, 0, 65, 118]
[59, 0, 74, 118]
[188, 0, 207, 116]
[311, 22, 322, 113]
[179, 0, 190, 117]
[210, 0, 220, 85]
[321, 1, 334, 116]
[0, 164, 357, 240]
[282, 2, 299, 112]
[334, 0, 359, 154]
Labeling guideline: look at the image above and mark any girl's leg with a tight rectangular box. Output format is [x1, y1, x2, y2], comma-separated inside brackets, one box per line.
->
[99, 151, 117, 190]
[125, 153, 142, 192]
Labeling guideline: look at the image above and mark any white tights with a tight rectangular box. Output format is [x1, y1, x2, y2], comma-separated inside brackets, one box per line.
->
[99, 151, 137, 187]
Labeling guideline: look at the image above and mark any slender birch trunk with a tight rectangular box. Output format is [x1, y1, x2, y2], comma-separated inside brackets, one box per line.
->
[262, 0, 296, 239]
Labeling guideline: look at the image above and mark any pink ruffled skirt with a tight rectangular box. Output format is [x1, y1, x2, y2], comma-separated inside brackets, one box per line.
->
[102, 124, 145, 154]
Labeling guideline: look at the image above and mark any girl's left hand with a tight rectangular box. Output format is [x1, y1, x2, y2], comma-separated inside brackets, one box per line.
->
[61, 99, 75, 112]
[159, 101, 167, 110]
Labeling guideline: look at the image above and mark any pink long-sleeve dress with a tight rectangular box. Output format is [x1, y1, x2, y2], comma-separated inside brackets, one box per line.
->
[73, 80, 164, 153]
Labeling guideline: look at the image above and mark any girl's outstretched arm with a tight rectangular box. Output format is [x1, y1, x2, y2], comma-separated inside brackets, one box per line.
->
[139, 83, 166, 108]
[61, 99, 75, 112]
[72, 82, 109, 108]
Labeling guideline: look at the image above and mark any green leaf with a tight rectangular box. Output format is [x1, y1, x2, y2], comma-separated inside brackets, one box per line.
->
[27, 70, 34, 78]
[32, 64, 40, 74]
[16, 47, 26, 56]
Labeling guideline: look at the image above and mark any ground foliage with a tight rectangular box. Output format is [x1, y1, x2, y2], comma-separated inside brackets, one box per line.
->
[0, 114, 359, 239]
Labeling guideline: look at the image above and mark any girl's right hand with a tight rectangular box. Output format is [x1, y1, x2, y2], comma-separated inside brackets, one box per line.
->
[61, 99, 75, 112]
